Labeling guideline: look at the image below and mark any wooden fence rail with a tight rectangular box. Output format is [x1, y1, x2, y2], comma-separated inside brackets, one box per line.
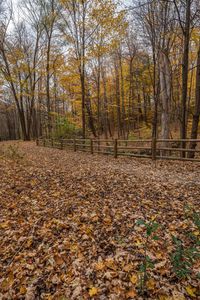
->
[36, 138, 200, 162]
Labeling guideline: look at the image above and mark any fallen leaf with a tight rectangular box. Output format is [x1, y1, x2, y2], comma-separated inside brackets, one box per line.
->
[95, 261, 105, 271]
[159, 295, 171, 300]
[105, 259, 117, 270]
[89, 287, 98, 297]
[186, 286, 196, 298]
[54, 254, 64, 265]
[146, 278, 156, 290]
[172, 291, 186, 300]
[51, 274, 61, 284]
[130, 274, 138, 285]
[0, 221, 10, 229]
[1, 272, 14, 291]
[155, 259, 167, 269]
[124, 264, 133, 272]
[72, 286, 82, 298]
[126, 289, 137, 298]
[20, 286, 27, 295]
[25, 286, 35, 300]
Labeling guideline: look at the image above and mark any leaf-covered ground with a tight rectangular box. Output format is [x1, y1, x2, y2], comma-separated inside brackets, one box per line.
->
[0, 141, 199, 300]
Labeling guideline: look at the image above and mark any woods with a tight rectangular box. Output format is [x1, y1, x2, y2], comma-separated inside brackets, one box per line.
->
[0, 1, 200, 299]
[0, 0, 200, 146]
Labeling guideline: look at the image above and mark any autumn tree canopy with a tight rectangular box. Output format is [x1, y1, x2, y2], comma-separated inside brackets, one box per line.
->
[0, 0, 200, 145]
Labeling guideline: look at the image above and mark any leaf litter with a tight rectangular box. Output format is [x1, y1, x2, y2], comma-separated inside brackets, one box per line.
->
[0, 141, 199, 299]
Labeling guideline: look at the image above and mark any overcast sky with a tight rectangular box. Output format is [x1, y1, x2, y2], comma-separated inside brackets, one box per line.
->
[10, 0, 135, 23]
[11, 0, 134, 9]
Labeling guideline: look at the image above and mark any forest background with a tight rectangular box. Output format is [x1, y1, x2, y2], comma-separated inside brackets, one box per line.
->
[0, 0, 200, 151]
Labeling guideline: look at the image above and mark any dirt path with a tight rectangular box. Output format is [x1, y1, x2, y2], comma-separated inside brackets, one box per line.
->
[0, 141, 199, 299]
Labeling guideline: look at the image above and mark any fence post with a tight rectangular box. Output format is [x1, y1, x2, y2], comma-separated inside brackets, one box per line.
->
[60, 139, 63, 150]
[73, 139, 76, 152]
[90, 139, 93, 154]
[152, 137, 157, 160]
[114, 139, 118, 158]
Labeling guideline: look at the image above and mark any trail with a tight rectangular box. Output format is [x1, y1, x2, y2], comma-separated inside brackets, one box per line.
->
[0, 141, 199, 299]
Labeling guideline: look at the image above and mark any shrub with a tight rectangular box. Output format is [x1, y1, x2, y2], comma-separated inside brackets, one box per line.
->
[52, 116, 81, 139]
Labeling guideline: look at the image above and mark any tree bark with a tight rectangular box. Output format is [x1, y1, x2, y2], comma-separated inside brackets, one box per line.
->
[180, 0, 191, 156]
[159, 50, 171, 147]
[188, 45, 200, 158]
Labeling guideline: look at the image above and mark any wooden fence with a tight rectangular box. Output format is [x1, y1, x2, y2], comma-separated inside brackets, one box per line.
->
[36, 138, 200, 162]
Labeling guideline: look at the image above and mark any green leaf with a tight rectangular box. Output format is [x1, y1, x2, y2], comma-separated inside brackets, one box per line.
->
[139, 263, 145, 272]
[136, 219, 146, 226]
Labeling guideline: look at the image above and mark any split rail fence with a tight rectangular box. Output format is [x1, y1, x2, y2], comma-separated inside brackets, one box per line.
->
[36, 138, 200, 162]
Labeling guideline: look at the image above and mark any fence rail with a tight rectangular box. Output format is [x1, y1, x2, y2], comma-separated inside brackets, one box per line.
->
[36, 138, 200, 162]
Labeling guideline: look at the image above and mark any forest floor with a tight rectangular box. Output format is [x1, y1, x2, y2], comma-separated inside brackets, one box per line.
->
[0, 141, 200, 300]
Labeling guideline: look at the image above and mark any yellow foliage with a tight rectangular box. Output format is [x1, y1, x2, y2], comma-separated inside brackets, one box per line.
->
[89, 287, 98, 297]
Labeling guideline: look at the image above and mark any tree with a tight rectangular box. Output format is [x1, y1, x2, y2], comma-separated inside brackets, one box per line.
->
[188, 41, 200, 157]
[173, 0, 194, 155]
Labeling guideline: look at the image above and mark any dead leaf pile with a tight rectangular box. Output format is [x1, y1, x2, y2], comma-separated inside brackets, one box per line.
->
[0, 141, 199, 299]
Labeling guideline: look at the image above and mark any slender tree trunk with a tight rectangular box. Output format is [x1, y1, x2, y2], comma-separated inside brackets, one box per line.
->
[159, 50, 171, 147]
[97, 55, 101, 137]
[101, 65, 110, 138]
[180, 0, 191, 156]
[152, 49, 159, 138]
[81, 0, 86, 138]
[119, 51, 126, 138]
[85, 88, 97, 137]
[46, 38, 52, 137]
[143, 86, 149, 126]
[128, 58, 134, 134]
[114, 59, 121, 138]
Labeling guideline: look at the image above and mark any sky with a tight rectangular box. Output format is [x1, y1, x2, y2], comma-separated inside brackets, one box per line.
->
[9, 0, 136, 23]
[11, 0, 135, 9]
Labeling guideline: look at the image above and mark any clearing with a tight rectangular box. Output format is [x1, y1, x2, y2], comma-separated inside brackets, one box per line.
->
[0, 141, 200, 299]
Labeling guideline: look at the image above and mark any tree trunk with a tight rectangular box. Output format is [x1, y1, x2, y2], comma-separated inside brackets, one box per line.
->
[159, 50, 171, 147]
[97, 55, 101, 137]
[114, 59, 121, 138]
[180, 0, 191, 156]
[85, 91, 97, 137]
[119, 51, 126, 138]
[188, 45, 200, 158]
[81, 0, 86, 139]
[46, 38, 52, 137]
[152, 49, 159, 139]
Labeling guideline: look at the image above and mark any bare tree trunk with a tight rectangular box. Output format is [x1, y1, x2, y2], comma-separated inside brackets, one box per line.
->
[101, 65, 111, 138]
[128, 58, 134, 135]
[174, 0, 191, 155]
[46, 37, 52, 137]
[97, 55, 101, 138]
[188, 45, 200, 158]
[159, 50, 171, 146]
[152, 49, 159, 138]
[114, 59, 121, 138]
[119, 50, 126, 138]
[85, 88, 97, 137]
[81, 0, 86, 138]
